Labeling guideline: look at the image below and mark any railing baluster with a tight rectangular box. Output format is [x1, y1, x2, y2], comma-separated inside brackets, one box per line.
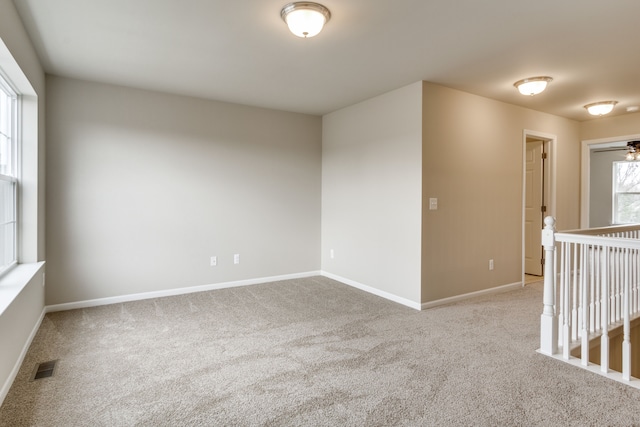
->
[589, 244, 596, 333]
[629, 250, 638, 315]
[615, 247, 621, 323]
[560, 242, 571, 359]
[562, 241, 570, 359]
[557, 241, 563, 348]
[594, 245, 601, 333]
[581, 242, 590, 366]
[601, 245, 610, 373]
[610, 248, 616, 324]
[572, 242, 578, 341]
[636, 246, 640, 315]
[623, 248, 631, 381]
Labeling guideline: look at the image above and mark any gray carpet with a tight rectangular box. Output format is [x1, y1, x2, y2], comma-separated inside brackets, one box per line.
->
[1, 276, 640, 426]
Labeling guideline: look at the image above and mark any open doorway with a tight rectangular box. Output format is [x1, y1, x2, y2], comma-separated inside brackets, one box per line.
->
[522, 130, 556, 285]
[581, 133, 640, 228]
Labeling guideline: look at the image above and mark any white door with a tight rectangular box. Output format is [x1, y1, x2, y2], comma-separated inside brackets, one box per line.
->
[525, 140, 544, 276]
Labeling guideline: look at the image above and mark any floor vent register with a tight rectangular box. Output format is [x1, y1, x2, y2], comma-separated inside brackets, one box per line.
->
[32, 360, 58, 380]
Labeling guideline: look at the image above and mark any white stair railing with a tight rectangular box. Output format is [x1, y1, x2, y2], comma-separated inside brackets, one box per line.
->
[539, 217, 640, 384]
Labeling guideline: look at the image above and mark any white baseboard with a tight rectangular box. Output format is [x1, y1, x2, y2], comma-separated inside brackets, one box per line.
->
[321, 271, 422, 310]
[39, 273, 523, 314]
[0, 307, 46, 406]
[421, 281, 523, 309]
[46, 271, 322, 313]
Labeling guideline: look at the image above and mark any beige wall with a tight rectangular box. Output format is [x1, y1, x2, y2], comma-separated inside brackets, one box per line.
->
[321, 82, 423, 304]
[580, 112, 640, 141]
[45, 76, 321, 305]
[421, 82, 581, 302]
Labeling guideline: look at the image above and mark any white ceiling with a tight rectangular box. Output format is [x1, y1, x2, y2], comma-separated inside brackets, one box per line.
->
[12, 0, 640, 120]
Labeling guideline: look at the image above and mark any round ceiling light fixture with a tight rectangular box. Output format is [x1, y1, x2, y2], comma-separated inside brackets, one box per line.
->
[281, 2, 331, 38]
[513, 76, 553, 96]
[584, 101, 618, 116]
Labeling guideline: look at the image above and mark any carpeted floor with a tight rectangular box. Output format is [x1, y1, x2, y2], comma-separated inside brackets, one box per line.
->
[1, 276, 640, 426]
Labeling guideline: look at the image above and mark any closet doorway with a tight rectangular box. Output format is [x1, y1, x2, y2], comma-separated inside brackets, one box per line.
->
[522, 130, 556, 284]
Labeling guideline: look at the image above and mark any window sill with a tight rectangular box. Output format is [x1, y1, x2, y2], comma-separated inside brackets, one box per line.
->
[0, 262, 45, 317]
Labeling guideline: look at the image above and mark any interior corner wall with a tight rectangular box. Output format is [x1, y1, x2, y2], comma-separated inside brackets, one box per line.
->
[321, 82, 423, 304]
[45, 76, 322, 305]
[421, 82, 581, 303]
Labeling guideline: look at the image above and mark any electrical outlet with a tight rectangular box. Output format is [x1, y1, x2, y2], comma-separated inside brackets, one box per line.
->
[489, 259, 494, 270]
[210, 256, 217, 267]
[234, 254, 240, 264]
[330, 249, 334, 259]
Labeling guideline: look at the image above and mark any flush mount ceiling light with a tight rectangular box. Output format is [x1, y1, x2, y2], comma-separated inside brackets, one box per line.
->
[584, 101, 618, 116]
[281, 2, 331, 38]
[513, 76, 553, 96]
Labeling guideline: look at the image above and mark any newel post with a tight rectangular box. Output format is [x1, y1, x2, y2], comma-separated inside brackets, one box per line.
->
[540, 216, 558, 355]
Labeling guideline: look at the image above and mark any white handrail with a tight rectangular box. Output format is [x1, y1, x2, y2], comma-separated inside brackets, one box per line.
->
[539, 216, 640, 383]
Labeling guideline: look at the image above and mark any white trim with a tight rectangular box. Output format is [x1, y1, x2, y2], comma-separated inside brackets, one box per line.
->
[321, 271, 422, 310]
[46, 271, 322, 313]
[0, 307, 46, 406]
[421, 281, 523, 310]
[580, 133, 640, 228]
[522, 129, 557, 284]
[0, 262, 45, 316]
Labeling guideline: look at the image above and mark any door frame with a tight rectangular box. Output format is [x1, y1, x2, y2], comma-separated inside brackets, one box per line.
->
[524, 139, 544, 276]
[580, 133, 640, 228]
[522, 129, 557, 285]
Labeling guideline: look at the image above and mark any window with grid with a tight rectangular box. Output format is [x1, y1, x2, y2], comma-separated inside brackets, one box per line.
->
[0, 74, 17, 276]
[613, 161, 640, 224]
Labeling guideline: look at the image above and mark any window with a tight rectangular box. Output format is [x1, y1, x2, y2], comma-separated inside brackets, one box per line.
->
[0, 74, 17, 275]
[613, 161, 640, 224]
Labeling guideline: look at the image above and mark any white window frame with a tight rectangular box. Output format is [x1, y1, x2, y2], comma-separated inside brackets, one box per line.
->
[612, 161, 640, 225]
[0, 72, 18, 277]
